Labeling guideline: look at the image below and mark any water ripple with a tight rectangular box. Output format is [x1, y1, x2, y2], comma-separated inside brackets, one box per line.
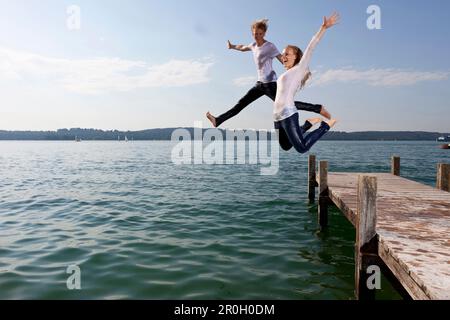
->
[0, 141, 439, 299]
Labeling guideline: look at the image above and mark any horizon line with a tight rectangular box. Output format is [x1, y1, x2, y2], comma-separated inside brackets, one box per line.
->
[0, 128, 450, 135]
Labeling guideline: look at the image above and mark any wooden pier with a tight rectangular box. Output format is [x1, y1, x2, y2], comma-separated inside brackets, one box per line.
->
[308, 155, 450, 300]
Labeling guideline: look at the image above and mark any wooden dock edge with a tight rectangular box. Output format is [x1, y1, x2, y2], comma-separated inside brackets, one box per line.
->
[307, 155, 450, 300]
[378, 239, 432, 299]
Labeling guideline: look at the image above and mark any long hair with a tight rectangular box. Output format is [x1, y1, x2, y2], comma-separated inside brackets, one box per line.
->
[286, 45, 312, 89]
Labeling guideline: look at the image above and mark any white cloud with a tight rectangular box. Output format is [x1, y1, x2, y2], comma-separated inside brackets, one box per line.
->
[233, 75, 256, 87]
[0, 47, 214, 94]
[311, 68, 449, 87]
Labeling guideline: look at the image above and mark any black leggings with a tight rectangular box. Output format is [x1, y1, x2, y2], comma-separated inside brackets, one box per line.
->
[275, 113, 330, 153]
[215, 81, 322, 127]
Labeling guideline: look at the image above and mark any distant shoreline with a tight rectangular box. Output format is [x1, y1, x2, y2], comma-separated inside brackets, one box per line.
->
[0, 128, 449, 141]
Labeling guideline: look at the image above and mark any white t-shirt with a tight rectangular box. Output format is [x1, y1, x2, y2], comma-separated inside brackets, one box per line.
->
[249, 41, 280, 83]
[273, 29, 325, 121]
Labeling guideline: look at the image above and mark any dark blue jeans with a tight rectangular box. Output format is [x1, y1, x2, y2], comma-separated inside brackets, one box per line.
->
[274, 113, 330, 153]
[215, 81, 322, 127]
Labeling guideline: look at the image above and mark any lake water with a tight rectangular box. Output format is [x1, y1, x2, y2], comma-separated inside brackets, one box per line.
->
[0, 140, 447, 299]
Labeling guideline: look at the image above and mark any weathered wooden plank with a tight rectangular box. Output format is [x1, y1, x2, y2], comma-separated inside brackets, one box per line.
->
[378, 240, 431, 300]
[357, 176, 377, 247]
[329, 191, 356, 226]
[355, 175, 378, 300]
[319, 172, 450, 300]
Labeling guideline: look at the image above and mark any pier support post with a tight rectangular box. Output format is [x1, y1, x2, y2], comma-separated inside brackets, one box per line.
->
[391, 156, 400, 176]
[437, 163, 450, 192]
[308, 155, 317, 203]
[318, 161, 329, 228]
[355, 175, 378, 300]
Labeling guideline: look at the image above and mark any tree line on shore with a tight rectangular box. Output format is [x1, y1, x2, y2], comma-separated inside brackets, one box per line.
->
[0, 128, 448, 141]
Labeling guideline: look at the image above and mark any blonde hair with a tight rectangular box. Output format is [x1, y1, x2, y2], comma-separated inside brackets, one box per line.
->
[286, 45, 312, 89]
[251, 19, 269, 32]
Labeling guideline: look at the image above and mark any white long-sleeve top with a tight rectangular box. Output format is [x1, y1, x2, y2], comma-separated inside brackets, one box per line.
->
[273, 28, 325, 121]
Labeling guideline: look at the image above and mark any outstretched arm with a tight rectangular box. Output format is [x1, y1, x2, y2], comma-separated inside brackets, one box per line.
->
[276, 54, 283, 64]
[300, 12, 340, 67]
[227, 40, 251, 52]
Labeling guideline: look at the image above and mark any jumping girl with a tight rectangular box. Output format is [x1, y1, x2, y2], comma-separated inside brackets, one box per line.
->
[274, 12, 339, 153]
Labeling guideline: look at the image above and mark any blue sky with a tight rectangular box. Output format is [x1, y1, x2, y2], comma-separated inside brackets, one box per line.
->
[0, 0, 449, 132]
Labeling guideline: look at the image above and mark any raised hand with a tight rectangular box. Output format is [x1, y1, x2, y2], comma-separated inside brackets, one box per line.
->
[322, 12, 340, 29]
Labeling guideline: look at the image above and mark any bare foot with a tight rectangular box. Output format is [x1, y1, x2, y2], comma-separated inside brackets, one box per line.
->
[206, 112, 217, 127]
[306, 117, 323, 125]
[325, 119, 338, 128]
[320, 106, 331, 120]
